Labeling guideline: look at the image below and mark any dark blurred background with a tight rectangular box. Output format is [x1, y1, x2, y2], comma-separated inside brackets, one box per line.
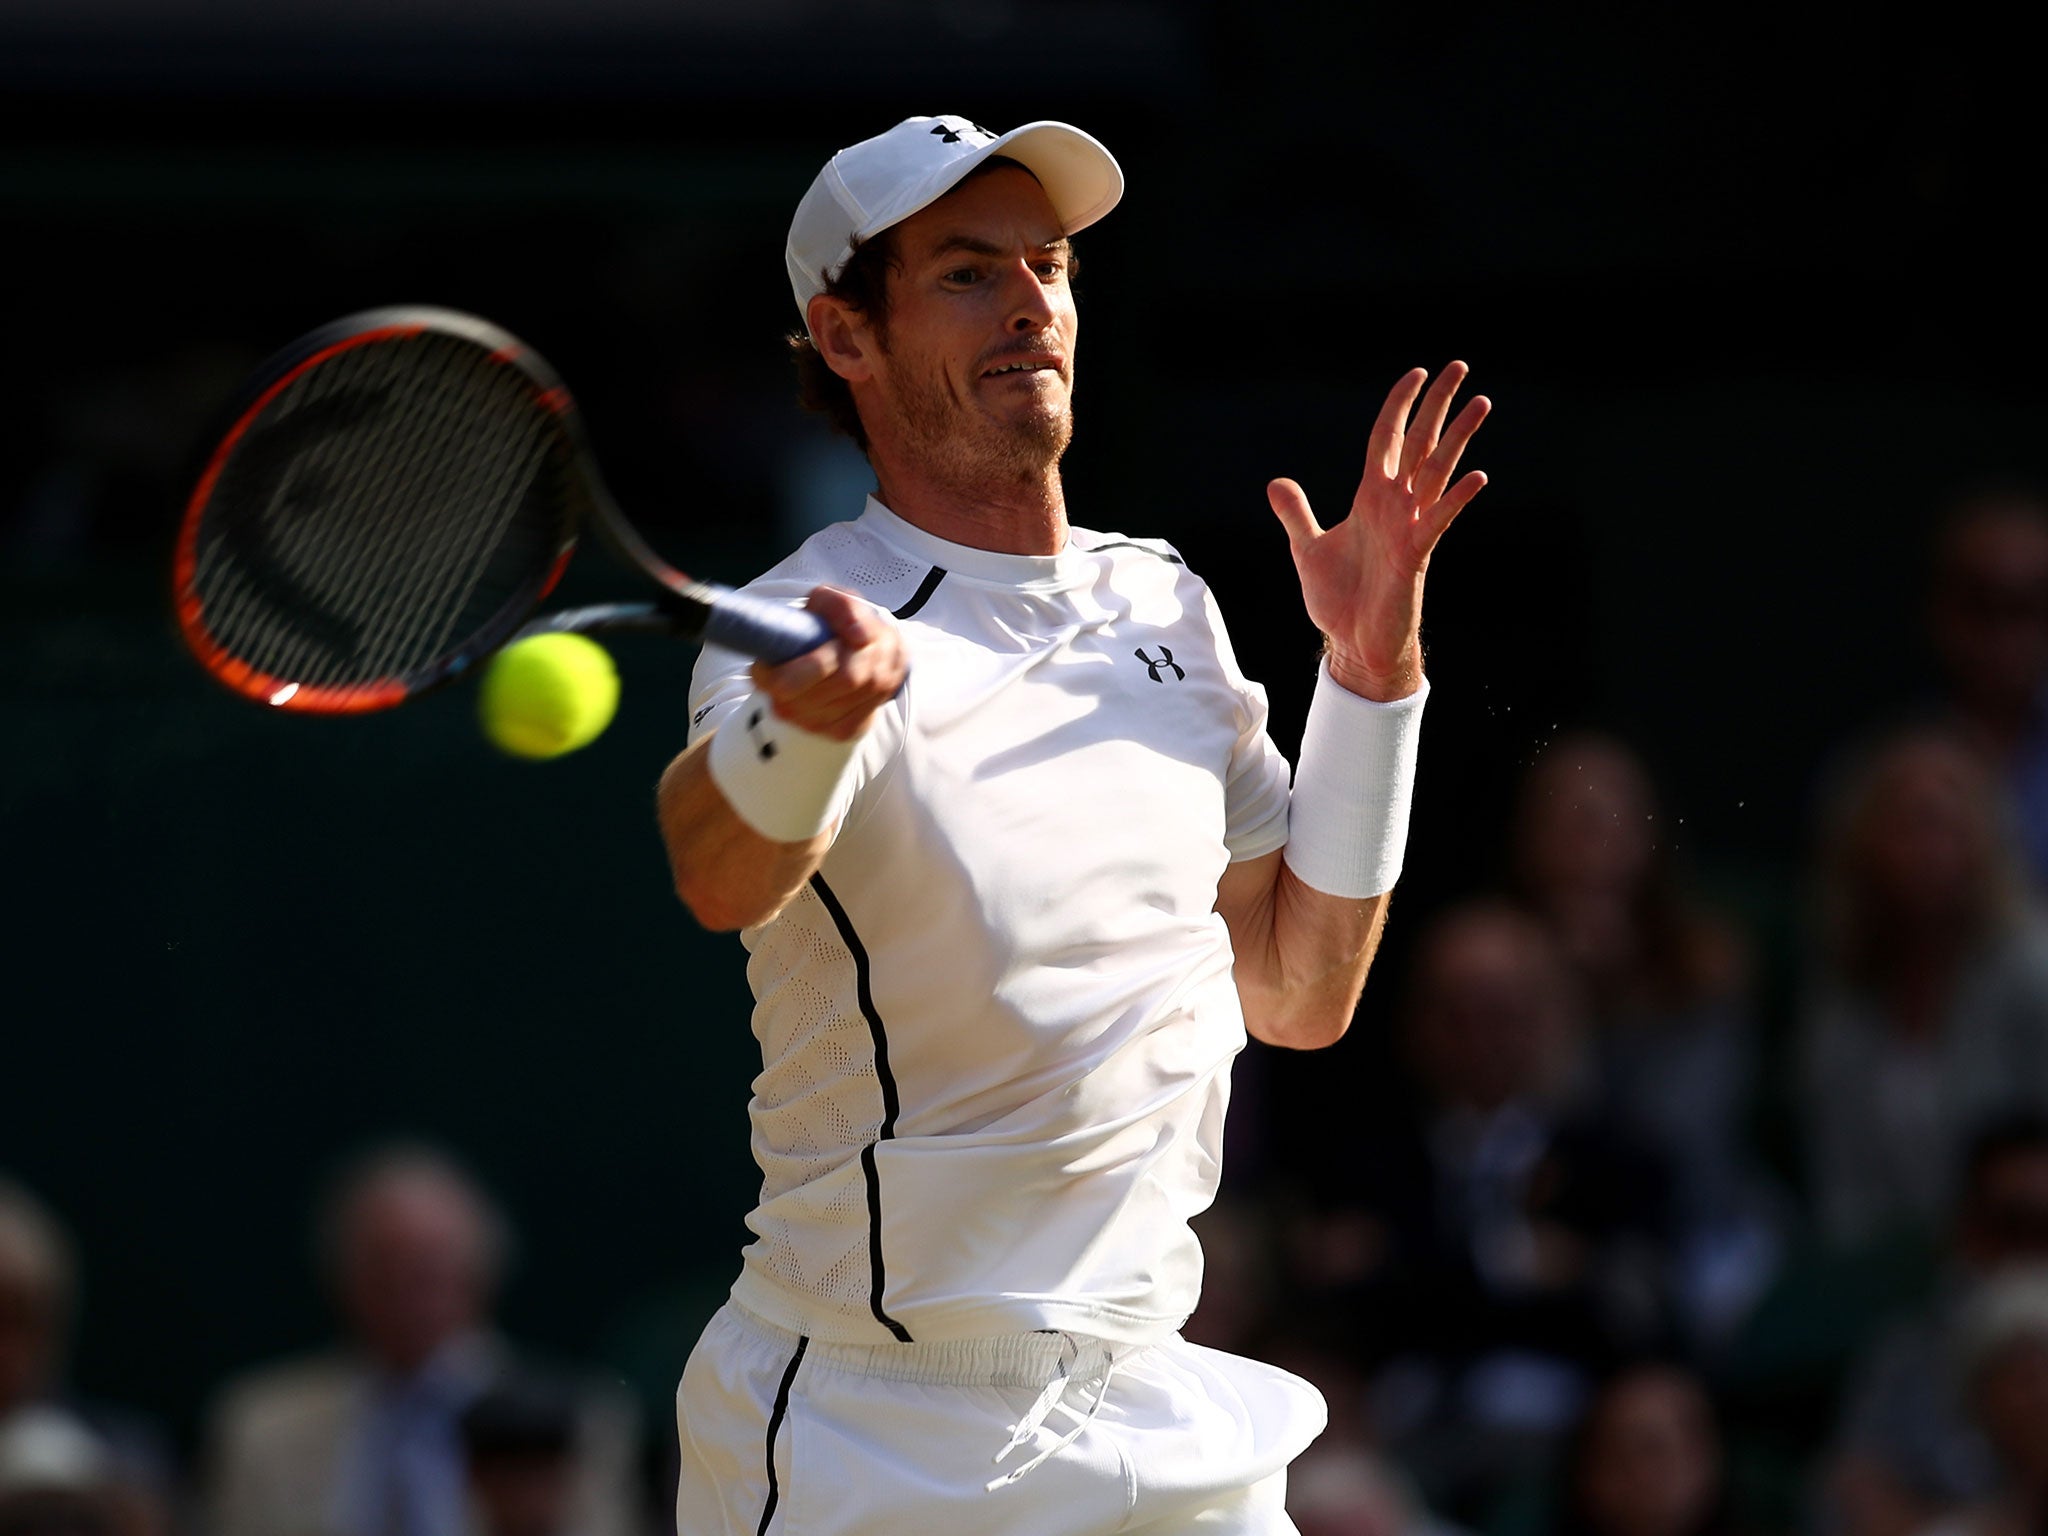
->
[6, 4, 2048, 1533]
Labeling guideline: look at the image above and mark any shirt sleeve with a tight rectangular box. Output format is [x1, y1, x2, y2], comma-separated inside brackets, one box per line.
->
[686, 639, 768, 746]
[686, 575, 832, 744]
[684, 579, 907, 835]
[1201, 586, 1292, 861]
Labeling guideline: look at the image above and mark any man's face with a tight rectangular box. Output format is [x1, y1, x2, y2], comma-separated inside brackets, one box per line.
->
[1932, 503, 2048, 715]
[1964, 1148, 2048, 1270]
[337, 1172, 490, 1373]
[1577, 1370, 1722, 1536]
[1852, 738, 1986, 925]
[0, 1269, 60, 1412]
[1975, 1336, 2048, 1485]
[1410, 910, 1577, 1113]
[862, 164, 1078, 487]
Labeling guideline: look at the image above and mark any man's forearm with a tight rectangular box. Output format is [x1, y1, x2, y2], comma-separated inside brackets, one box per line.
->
[1219, 851, 1390, 1049]
[656, 736, 832, 932]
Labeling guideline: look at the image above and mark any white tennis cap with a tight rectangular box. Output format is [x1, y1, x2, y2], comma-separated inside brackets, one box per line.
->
[786, 113, 1123, 322]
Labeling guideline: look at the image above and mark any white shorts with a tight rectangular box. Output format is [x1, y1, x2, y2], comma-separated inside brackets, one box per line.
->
[676, 1301, 1326, 1535]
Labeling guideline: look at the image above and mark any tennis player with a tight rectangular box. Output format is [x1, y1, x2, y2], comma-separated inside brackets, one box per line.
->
[657, 113, 1488, 1535]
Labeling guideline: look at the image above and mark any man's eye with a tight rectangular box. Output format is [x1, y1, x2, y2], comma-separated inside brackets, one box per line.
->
[944, 268, 980, 284]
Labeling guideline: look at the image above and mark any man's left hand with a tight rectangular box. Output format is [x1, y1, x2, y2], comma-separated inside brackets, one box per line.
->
[1266, 362, 1489, 702]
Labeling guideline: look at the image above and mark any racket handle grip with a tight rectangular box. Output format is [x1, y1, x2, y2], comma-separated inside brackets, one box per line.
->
[702, 592, 834, 664]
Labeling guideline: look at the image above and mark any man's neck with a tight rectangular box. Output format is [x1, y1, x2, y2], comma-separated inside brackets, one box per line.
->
[871, 462, 1068, 556]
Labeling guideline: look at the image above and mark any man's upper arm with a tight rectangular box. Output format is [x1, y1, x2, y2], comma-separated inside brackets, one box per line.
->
[1215, 847, 1283, 953]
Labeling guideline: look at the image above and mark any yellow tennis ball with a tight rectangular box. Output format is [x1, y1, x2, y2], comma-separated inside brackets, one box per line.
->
[478, 632, 620, 759]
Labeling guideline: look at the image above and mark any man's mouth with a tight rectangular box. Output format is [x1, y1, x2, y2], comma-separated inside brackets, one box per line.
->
[982, 357, 1062, 379]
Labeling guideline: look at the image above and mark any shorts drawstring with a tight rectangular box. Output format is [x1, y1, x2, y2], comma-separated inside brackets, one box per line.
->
[985, 1333, 1121, 1493]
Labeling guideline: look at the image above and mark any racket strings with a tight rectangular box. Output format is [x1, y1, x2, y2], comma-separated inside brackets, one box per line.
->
[191, 333, 570, 693]
[375, 345, 552, 669]
[285, 340, 539, 682]
[279, 341, 470, 680]
[333, 345, 539, 678]
[199, 346, 434, 689]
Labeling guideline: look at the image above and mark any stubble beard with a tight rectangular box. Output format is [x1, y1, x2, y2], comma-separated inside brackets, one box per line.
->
[885, 355, 1074, 496]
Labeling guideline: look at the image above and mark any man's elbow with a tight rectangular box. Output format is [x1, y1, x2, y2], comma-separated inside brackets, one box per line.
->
[670, 861, 771, 933]
[676, 892, 747, 934]
[1245, 1003, 1353, 1051]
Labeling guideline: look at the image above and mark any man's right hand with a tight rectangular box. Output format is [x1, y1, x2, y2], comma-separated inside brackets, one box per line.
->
[659, 585, 907, 932]
[748, 585, 908, 742]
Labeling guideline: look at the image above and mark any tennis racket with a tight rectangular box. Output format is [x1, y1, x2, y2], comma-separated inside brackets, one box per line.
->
[174, 305, 830, 713]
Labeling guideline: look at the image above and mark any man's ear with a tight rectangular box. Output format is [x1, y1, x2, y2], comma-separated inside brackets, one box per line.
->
[807, 294, 879, 384]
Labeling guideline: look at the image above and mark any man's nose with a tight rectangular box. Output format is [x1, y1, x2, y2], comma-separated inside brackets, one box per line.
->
[1002, 263, 1057, 331]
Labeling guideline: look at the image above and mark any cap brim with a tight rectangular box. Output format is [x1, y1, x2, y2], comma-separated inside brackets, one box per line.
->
[850, 119, 1123, 247]
[980, 120, 1124, 237]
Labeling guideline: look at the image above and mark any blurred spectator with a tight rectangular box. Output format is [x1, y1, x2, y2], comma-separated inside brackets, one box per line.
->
[460, 1374, 583, 1536]
[1510, 735, 1781, 1346]
[0, 1404, 137, 1536]
[1825, 1117, 2048, 1536]
[1552, 1364, 1735, 1536]
[1290, 902, 1676, 1522]
[1289, 1447, 1470, 1536]
[1799, 728, 2048, 1251]
[0, 1178, 171, 1536]
[1926, 490, 2048, 891]
[1183, 1198, 1284, 1359]
[199, 1144, 643, 1536]
[1262, 1309, 1470, 1536]
[1913, 1268, 2048, 1536]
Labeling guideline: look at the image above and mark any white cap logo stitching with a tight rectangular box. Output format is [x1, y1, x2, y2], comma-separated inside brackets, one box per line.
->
[784, 115, 1124, 323]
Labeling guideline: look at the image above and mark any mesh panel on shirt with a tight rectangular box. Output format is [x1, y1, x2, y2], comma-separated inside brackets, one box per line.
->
[809, 524, 923, 593]
[766, 524, 926, 611]
[745, 884, 890, 1313]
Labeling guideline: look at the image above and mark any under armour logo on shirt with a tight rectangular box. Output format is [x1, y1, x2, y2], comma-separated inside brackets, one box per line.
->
[1134, 647, 1184, 683]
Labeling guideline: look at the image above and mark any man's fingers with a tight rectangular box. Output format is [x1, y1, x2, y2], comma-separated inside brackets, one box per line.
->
[797, 688, 895, 740]
[754, 642, 899, 731]
[1420, 469, 1488, 545]
[761, 630, 901, 698]
[1266, 478, 1324, 549]
[751, 586, 904, 734]
[751, 647, 835, 698]
[1367, 368, 1428, 479]
[803, 584, 880, 647]
[1412, 394, 1491, 509]
[1398, 361, 1470, 486]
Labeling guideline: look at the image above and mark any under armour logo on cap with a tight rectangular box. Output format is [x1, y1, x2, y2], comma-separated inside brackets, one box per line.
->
[785, 114, 1124, 322]
[929, 121, 995, 145]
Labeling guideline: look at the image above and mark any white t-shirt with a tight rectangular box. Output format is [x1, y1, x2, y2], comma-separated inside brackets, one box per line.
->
[687, 498, 1291, 1346]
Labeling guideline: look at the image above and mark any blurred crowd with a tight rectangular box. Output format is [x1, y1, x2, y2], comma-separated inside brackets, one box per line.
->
[1197, 486, 2048, 1536]
[9, 487, 2048, 1535]
[0, 1148, 642, 1536]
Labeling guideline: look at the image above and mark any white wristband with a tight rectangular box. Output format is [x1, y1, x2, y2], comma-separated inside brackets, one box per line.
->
[706, 692, 863, 843]
[1281, 661, 1428, 898]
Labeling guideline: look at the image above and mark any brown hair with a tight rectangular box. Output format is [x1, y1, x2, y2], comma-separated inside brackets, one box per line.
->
[787, 227, 900, 452]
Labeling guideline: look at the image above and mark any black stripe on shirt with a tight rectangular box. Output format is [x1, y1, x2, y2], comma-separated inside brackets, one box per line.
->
[892, 565, 947, 620]
[1078, 539, 1185, 565]
[808, 873, 915, 1343]
[756, 1333, 809, 1535]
